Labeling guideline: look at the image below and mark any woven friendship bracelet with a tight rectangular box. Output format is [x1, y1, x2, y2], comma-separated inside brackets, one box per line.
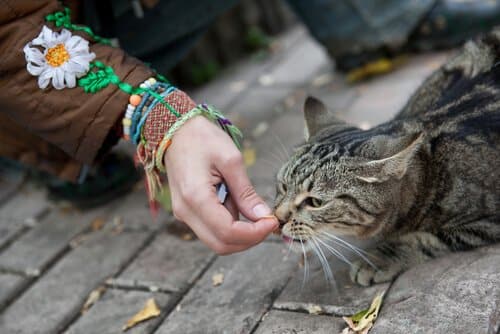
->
[154, 104, 242, 173]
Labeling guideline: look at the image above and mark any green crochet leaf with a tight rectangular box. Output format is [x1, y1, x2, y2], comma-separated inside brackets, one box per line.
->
[78, 70, 111, 93]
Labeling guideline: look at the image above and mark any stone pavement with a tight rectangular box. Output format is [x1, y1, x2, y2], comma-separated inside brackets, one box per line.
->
[0, 26, 499, 334]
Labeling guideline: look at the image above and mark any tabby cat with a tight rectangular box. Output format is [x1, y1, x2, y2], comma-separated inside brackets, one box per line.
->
[274, 28, 500, 286]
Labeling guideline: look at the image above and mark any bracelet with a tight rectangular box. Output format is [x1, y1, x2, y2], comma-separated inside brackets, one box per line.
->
[154, 104, 242, 173]
[118, 77, 242, 216]
[122, 77, 165, 141]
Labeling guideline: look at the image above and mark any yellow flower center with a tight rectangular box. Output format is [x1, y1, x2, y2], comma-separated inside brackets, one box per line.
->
[45, 44, 70, 67]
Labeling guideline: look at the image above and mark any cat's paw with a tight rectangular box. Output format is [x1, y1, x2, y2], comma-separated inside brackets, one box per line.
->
[349, 261, 399, 287]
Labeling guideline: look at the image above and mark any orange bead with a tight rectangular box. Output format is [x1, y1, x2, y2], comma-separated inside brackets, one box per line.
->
[129, 94, 142, 106]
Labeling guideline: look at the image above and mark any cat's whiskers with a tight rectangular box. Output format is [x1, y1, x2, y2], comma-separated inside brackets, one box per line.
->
[313, 236, 351, 265]
[319, 231, 378, 269]
[272, 132, 291, 161]
[268, 149, 286, 165]
[309, 238, 334, 283]
[299, 236, 309, 286]
[261, 158, 282, 171]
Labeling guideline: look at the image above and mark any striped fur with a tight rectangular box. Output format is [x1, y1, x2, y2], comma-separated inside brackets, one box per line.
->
[274, 29, 500, 286]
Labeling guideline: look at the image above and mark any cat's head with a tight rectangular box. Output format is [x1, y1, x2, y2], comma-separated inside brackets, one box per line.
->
[274, 97, 423, 247]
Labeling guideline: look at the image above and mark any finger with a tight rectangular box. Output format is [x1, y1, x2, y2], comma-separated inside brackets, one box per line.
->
[215, 155, 272, 221]
[192, 186, 278, 245]
[224, 196, 239, 220]
[185, 215, 245, 255]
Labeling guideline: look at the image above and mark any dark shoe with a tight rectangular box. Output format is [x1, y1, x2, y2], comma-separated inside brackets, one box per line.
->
[46, 153, 140, 209]
[335, 0, 500, 80]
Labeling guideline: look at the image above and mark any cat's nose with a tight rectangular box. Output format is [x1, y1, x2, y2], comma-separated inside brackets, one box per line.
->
[274, 205, 291, 226]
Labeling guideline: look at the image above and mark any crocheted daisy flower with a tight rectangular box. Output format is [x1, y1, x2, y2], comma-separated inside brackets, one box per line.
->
[23, 26, 96, 90]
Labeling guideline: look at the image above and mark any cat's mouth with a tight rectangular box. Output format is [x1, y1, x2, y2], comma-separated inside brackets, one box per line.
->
[282, 234, 309, 244]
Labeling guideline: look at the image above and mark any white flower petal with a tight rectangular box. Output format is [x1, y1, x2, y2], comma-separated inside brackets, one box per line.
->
[63, 60, 85, 75]
[25, 26, 94, 90]
[23, 45, 45, 64]
[52, 67, 65, 90]
[55, 29, 72, 45]
[65, 35, 83, 50]
[43, 26, 55, 46]
[64, 71, 76, 88]
[27, 62, 46, 76]
[31, 26, 50, 47]
[37, 69, 53, 89]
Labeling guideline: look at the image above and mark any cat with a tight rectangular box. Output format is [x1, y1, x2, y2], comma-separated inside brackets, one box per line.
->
[274, 28, 500, 286]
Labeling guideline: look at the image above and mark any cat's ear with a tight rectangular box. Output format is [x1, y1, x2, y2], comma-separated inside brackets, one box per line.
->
[304, 96, 348, 140]
[356, 134, 424, 183]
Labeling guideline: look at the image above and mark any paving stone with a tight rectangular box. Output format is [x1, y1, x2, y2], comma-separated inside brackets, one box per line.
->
[115, 231, 214, 292]
[0, 219, 25, 253]
[0, 207, 104, 275]
[65, 289, 173, 334]
[0, 185, 49, 224]
[226, 86, 294, 127]
[248, 109, 305, 203]
[0, 164, 25, 206]
[253, 310, 345, 334]
[190, 26, 307, 110]
[275, 260, 389, 316]
[0, 230, 151, 334]
[109, 189, 172, 232]
[0, 188, 50, 250]
[371, 244, 500, 334]
[0, 273, 28, 310]
[265, 37, 330, 86]
[346, 53, 449, 128]
[155, 242, 300, 334]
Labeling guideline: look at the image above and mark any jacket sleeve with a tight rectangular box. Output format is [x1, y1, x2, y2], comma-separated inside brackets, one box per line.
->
[0, 0, 154, 164]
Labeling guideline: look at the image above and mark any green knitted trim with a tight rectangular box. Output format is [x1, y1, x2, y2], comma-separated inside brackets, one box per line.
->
[78, 61, 181, 118]
[46, 8, 112, 46]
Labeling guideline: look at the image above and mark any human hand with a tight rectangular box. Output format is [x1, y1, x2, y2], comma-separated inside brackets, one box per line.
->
[164, 116, 278, 254]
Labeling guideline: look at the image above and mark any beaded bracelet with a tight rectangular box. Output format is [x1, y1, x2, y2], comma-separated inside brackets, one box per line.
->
[122, 77, 154, 140]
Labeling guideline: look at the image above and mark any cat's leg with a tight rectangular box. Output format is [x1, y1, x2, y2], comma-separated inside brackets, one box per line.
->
[349, 231, 450, 286]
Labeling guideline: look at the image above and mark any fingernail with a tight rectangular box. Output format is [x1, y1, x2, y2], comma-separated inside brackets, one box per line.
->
[253, 203, 272, 218]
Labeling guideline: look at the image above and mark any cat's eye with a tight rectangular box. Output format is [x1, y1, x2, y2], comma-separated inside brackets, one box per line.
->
[305, 197, 323, 208]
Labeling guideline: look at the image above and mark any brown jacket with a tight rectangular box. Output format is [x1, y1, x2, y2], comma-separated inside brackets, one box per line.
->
[0, 0, 153, 180]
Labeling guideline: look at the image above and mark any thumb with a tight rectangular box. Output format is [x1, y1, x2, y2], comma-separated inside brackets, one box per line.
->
[216, 155, 274, 222]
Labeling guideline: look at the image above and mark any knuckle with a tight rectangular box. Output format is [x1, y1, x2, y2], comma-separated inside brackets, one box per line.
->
[237, 184, 257, 202]
[215, 228, 232, 244]
[221, 152, 243, 169]
[180, 185, 199, 204]
[171, 201, 185, 220]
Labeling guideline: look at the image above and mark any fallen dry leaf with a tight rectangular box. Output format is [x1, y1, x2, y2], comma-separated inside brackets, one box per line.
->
[243, 147, 256, 167]
[123, 298, 161, 331]
[91, 217, 106, 231]
[341, 291, 385, 334]
[111, 216, 124, 235]
[258, 74, 275, 86]
[311, 73, 333, 87]
[82, 286, 106, 313]
[252, 122, 269, 138]
[305, 304, 323, 315]
[212, 273, 224, 287]
[181, 233, 193, 241]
